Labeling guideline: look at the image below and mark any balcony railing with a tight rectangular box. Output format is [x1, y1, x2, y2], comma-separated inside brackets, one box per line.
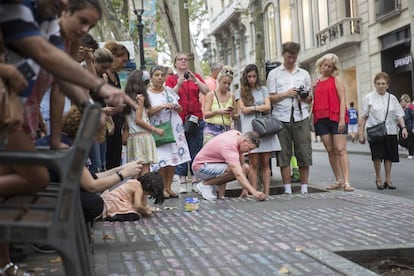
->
[316, 17, 361, 47]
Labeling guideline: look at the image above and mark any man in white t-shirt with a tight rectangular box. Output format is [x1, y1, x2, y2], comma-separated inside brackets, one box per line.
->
[267, 42, 313, 195]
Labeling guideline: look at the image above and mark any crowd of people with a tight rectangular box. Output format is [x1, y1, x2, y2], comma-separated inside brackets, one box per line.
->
[0, 1, 412, 274]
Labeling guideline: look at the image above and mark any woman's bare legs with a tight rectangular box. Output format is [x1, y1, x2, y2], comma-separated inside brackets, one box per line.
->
[384, 160, 392, 183]
[0, 130, 49, 196]
[373, 159, 382, 181]
[260, 152, 271, 196]
[333, 134, 350, 184]
[240, 153, 258, 197]
[0, 131, 49, 275]
[158, 166, 176, 196]
[321, 134, 344, 184]
[247, 153, 259, 191]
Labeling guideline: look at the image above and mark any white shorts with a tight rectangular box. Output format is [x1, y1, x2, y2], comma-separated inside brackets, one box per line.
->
[348, 124, 358, 133]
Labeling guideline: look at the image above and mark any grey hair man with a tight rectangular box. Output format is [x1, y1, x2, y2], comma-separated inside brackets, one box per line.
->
[192, 130, 267, 201]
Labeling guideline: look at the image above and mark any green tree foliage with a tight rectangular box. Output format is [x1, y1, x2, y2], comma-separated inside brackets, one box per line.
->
[156, 0, 208, 67]
[91, 0, 208, 72]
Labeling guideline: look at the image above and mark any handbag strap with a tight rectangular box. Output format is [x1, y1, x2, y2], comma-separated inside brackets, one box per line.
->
[164, 89, 173, 120]
[213, 90, 226, 126]
[384, 93, 390, 122]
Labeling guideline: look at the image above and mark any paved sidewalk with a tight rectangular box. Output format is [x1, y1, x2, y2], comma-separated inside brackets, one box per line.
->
[19, 179, 414, 275]
[312, 139, 409, 158]
[15, 140, 414, 275]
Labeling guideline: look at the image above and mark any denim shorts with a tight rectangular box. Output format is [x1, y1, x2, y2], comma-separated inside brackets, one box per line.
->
[193, 163, 228, 181]
[315, 118, 348, 136]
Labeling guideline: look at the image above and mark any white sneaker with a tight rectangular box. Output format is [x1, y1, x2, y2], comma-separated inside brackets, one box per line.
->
[196, 181, 217, 201]
[301, 184, 308, 194]
[284, 184, 292, 195]
[408, 155, 413, 159]
[179, 184, 187, 194]
[192, 182, 199, 193]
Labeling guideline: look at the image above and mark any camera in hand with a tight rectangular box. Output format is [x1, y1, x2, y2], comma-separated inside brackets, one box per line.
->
[184, 71, 190, 79]
[296, 85, 309, 99]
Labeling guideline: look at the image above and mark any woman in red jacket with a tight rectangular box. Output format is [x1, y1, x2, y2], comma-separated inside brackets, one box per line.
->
[313, 53, 353, 192]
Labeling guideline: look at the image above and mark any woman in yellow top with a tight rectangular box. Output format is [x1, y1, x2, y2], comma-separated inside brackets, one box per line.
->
[202, 66, 236, 199]
[203, 66, 237, 145]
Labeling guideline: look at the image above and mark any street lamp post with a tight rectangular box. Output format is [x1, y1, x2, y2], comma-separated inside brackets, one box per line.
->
[132, 0, 145, 70]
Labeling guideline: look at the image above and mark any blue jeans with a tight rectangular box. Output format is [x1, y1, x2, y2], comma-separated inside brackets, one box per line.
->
[175, 120, 204, 176]
[89, 141, 107, 174]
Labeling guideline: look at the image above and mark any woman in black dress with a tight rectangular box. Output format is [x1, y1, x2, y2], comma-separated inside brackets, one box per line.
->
[103, 42, 130, 169]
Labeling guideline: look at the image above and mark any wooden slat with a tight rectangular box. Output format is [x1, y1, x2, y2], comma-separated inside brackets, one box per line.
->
[21, 209, 53, 222]
[4, 195, 35, 204]
[0, 209, 23, 221]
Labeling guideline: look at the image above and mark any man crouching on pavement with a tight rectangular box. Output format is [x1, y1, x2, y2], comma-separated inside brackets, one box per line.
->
[192, 130, 267, 201]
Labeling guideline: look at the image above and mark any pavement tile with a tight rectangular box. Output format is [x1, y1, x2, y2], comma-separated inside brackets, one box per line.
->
[16, 172, 414, 275]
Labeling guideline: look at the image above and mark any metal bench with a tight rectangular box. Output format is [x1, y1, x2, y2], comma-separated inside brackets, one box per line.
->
[0, 104, 101, 275]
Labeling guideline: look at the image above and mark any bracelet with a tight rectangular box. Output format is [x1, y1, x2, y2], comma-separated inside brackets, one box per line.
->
[78, 98, 95, 113]
[91, 80, 105, 95]
[116, 171, 124, 181]
[402, 126, 407, 129]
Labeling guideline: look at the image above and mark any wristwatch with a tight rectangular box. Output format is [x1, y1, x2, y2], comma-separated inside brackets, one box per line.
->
[116, 171, 124, 181]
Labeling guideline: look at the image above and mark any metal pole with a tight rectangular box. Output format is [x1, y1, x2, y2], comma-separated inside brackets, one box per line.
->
[137, 13, 145, 70]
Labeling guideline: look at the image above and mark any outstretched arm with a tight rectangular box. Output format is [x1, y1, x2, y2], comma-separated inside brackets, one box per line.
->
[228, 162, 266, 201]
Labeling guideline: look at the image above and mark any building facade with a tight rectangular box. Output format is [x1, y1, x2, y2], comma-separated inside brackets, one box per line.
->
[203, 0, 413, 107]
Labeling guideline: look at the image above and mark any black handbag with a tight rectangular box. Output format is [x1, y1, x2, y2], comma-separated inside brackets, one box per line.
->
[252, 114, 284, 138]
[366, 121, 387, 142]
[366, 94, 390, 142]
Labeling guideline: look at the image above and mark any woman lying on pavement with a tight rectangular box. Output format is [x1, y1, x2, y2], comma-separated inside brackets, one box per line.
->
[36, 106, 164, 222]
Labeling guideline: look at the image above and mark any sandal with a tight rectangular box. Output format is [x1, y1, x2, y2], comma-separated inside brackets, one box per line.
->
[343, 183, 354, 192]
[326, 182, 343, 190]
[168, 191, 179, 198]
[0, 262, 32, 276]
[376, 179, 384, 190]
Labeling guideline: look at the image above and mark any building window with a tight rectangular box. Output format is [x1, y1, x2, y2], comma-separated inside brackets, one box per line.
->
[279, 0, 292, 43]
[375, 0, 401, 21]
[240, 28, 246, 59]
[345, 0, 357, 17]
[317, 0, 329, 30]
[264, 4, 277, 60]
[302, 0, 313, 49]
[231, 32, 237, 64]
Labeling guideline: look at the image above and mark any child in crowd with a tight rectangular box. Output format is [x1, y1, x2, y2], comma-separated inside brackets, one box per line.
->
[100, 172, 164, 221]
[123, 70, 163, 175]
[348, 102, 359, 143]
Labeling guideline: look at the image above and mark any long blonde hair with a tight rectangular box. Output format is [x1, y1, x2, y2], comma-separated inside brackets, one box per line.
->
[315, 53, 341, 76]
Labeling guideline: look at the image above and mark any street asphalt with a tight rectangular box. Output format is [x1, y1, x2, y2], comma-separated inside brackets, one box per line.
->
[16, 141, 414, 275]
